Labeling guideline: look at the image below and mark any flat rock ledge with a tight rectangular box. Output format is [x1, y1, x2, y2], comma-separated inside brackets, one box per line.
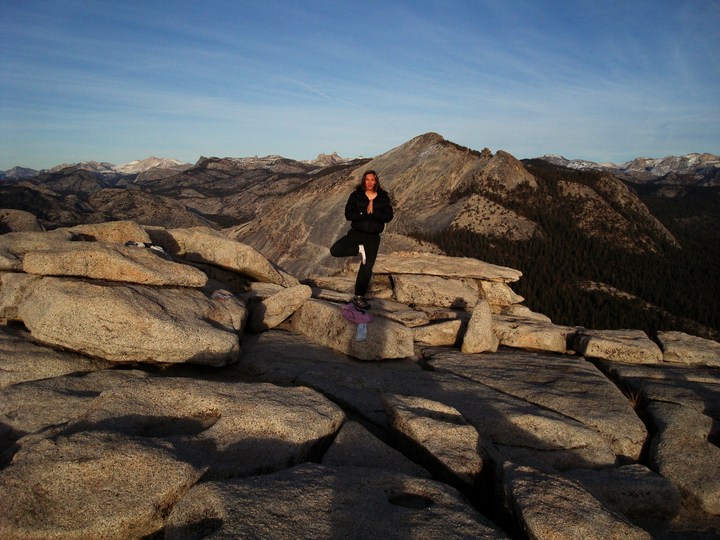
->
[657, 330, 720, 367]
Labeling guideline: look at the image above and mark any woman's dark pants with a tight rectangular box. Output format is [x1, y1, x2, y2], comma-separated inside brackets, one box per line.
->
[330, 229, 381, 297]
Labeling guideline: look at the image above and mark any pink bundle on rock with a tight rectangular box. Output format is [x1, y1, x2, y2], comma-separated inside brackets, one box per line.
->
[341, 303, 373, 324]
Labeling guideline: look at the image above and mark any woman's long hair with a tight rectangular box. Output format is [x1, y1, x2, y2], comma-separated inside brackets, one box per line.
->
[355, 170, 382, 192]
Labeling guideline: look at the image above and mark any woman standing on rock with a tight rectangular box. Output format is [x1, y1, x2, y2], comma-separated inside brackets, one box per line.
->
[331, 170, 393, 311]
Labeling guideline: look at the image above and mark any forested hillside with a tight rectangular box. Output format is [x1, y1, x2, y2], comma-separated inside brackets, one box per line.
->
[413, 161, 720, 340]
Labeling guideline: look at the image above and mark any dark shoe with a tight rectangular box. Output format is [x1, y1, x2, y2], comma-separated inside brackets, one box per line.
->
[352, 295, 370, 311]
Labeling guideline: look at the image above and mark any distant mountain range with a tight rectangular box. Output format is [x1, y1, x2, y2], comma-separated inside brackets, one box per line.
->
[3, 150, 718, 186]
[0, 153, 353, 181]
[539, 152, 720, 186]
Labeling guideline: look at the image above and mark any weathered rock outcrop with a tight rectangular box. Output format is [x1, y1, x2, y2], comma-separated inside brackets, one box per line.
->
[1, 222, 719, 538]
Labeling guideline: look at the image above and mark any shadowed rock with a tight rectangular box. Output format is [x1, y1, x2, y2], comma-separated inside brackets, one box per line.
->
[248, 284, 312, 333]
[425, 348, 646, 460]
[501, 462, 651, 539]
[383, 393, 484, 487]
[70, 376, 346, 479]
[0, 370, 149, 449]
[565, 464, 681, 520]
[165, 464, 508, 539]
[321, 420, 430, 478]
[0, 209, 44, 233]
[647, 401, 720, 515]
[238, 330, 617, 470]
[0, 325, 113, 389]
[0, 431, 202, 539]
[0, 272, 42, 321]
[0, 230, 75, 270]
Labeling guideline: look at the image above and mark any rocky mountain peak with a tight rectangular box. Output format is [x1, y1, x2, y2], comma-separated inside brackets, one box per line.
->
[47, 161, 117, 174]
[115, 156, 189, 174]
[308, 152, 348, 167]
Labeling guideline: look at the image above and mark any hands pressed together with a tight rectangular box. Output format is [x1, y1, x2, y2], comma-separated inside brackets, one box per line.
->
[366, 191, 377, 214]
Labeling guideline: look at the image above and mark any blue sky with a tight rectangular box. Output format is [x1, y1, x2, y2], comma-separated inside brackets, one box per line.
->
[1, 0, 718, 170]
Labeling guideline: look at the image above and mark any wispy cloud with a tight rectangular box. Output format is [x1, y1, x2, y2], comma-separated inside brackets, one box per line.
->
[1, 0, 718, 169]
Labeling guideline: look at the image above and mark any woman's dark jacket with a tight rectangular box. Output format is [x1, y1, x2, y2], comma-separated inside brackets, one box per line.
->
[344, 188, 394, 234]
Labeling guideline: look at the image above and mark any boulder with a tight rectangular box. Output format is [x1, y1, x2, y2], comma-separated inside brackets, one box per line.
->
[383, 393, 484, 487]
[574, 329, 663, 363]
[492, 314, 573, 354]
[374, 251, 522, 282]
[0, 209, 44, 232]
[63, 220, 151, 244]
[290, 299, 414, 360]
[0, 431, 202, 540]
[0, 325, 113, 389]
[565, 464, 681, 520]
[0, 249, 20, 272]
[480, 280, 524, 306]
[425, 348, 646, 460]
[17, 277, 244, 365]
[413, 319, 464, 346]
[647, 401, 720, 515]
[0, 272, 42, 321]
[0, 370, 149, 448]
[657, 331, 720, 367]
[248, 284, 312, 332]
[0, 230, 75, 270]
[22, 242, 208, 287]
[146, 226, 295, 286]
[461, 299, 499, 353]
[165, 464, 508, 539]
[321, 420, 430, 478]
[393, 273, 479, 309]
[419, 305, 472, 322]
[492, 304, 552, 322]
[369, 298, 430, 327]
[501, 462, 651, 539]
